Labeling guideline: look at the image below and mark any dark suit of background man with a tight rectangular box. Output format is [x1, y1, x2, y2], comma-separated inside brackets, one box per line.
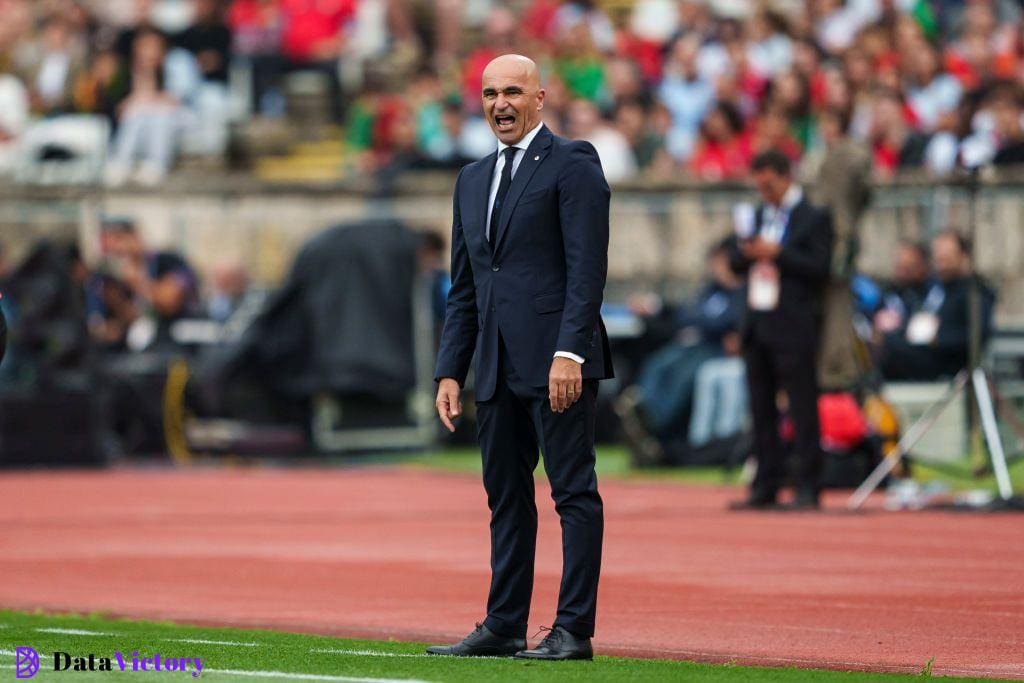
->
[428, 54, 613, 661]
[729, 149, 834, 510]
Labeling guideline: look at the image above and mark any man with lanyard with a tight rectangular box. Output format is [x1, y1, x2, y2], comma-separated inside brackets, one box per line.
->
[880, 231, 996, 380]
[729, 149, 834, 510]
[874, 240, 932, 337]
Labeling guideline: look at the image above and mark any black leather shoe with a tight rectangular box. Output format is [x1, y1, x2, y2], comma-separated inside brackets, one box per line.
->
[727, 491, 779, 510]
[780, 491, 820, 511]
[514, 626, 593, 661]
[425, 623, 525, 657]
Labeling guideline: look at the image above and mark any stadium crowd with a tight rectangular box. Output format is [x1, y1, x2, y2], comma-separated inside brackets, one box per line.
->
[0, 0, 1023, 184]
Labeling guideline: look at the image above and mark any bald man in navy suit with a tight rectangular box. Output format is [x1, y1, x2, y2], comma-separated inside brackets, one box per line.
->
[428, 54, 613, 661]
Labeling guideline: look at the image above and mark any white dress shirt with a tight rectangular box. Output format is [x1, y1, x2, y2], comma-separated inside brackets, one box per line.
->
[486, 121, 585, 365]
[486, 120, 545, 238]
[760, 184, 802, 244]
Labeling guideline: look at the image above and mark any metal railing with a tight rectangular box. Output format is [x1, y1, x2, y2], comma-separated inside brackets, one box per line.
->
[1, 171, 1023, 323]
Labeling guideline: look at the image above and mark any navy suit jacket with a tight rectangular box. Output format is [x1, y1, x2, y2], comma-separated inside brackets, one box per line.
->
[728, 198, 834, 349]
[434, 125, 614, 402]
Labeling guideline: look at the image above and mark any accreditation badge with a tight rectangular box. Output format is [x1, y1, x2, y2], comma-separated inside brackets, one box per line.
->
[748, 261, 780, 311]
[905, 312, 940, 345]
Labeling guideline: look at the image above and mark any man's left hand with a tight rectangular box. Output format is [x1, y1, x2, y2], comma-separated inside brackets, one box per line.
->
[549, 356, 583, 413]
[740, 238, 781, 261]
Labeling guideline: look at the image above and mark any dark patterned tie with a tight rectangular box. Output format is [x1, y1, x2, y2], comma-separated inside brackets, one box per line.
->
[489, 146, 519, 244]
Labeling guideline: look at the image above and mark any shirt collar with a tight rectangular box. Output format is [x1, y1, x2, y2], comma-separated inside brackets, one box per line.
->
[776, 184, 802, 212]
[498, 121, 545, 154]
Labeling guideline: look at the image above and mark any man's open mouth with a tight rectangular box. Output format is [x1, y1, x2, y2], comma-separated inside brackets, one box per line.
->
[495, 114, 516, 131]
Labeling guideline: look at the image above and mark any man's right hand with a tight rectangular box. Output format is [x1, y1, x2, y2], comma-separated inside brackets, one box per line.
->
[435, 378, 462, 433]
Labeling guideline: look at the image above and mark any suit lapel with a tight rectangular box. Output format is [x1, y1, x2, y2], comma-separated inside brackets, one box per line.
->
[781, 199, 806, 245]
[492, 127, 553, 255]
[471, 151, 498, 254]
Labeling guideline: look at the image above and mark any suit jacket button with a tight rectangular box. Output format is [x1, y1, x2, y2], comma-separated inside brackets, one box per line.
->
[492, 265, 500, 271]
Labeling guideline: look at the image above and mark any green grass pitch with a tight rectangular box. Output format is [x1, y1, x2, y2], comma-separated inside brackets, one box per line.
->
[0, 610, 1008, 682]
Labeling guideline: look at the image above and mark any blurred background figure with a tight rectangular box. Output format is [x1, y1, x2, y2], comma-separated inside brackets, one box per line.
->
[616, 240, 745, 467]
[729, 150, 833, 510]
[206, 258, 249, 323]
[88, 218, 198, 351]
[105, 28, 181, 186]
[804, 105, 872, 391]
[879, 231, 996, 381]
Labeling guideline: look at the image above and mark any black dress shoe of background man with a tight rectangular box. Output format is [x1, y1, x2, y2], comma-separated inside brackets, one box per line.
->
[514, 626, 593, 661]
[425, 623, 525, 657]
[727, 490, 779, 511]
[780, 489, 820, 511]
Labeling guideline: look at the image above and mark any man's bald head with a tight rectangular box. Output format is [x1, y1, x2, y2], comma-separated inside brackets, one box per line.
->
[481, 54, 545, 145]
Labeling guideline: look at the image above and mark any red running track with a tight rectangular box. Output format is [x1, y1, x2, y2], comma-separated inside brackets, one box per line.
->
[0, 466, 1021, 679]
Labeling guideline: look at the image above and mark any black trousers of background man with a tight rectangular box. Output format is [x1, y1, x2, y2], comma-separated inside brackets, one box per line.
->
[743, 335, 823, 497]
[475, 334, 603, 639]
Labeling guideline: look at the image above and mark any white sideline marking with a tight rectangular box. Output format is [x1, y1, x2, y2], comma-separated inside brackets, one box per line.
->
[204, 669, 431, 683]
[311, 649, 432, 658]
[26, 628, 259, 647]
[166, 638, 260, 647]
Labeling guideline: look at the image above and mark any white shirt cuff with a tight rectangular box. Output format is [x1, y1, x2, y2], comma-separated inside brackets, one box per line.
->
[554, 351, 585, 364]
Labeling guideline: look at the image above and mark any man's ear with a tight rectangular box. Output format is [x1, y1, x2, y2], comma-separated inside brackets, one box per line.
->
[537, 88, 546, 111]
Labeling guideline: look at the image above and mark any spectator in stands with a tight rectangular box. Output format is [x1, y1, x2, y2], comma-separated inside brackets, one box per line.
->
[15, 15, 86, 115]
[767, 70, 813, 150]
[114, 0, 165, 62]
[0, 73, 29, 174]
[686, 242, 747, 450]
[749, 105, 803, 162]
[988, 83, 1024, 166]
[207, 258, 249, 324]
[874, 239, 932, 338]
[92, 218, 199, 351]
[279, 0, 356, 123]
[553, 16, 607, 103]
[176, 0, 231, 86]
[72, 48, 129, 124]
[566, 98, 637, 183]
[880, 231, 996, 380]
[165, 0, 233, 157]
[228, 0, 285, 116]
[658, 33, 714, 162]
[105, 28, 181, 186]
[616, 241, 745, 466]
[459, 6, 517, 116]
[87, 271, 138, 351]
[691, 101, 750, 181]
[905, 42, 963, 133]
[613, 99, 668, 174]
[869, 88, 932, 178]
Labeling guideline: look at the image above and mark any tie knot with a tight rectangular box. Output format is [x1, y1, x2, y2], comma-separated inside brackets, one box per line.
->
[503, 147, 518, 163]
